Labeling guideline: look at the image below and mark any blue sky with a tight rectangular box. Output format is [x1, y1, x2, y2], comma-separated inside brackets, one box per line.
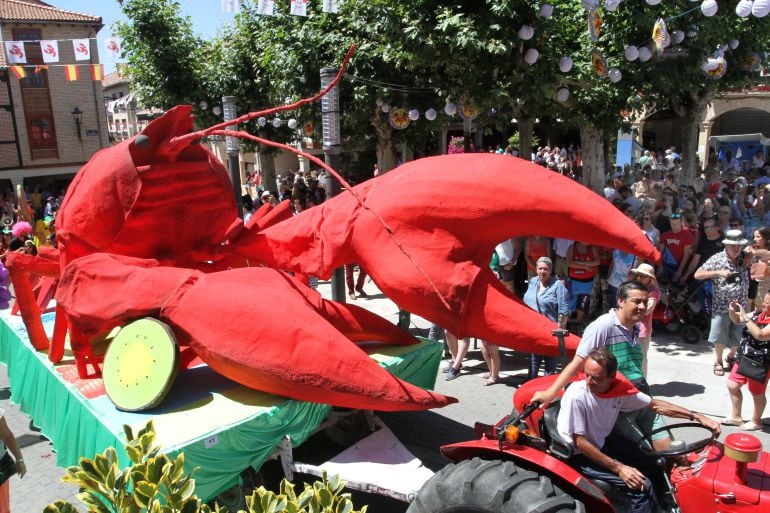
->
[50, 0, 237, 72]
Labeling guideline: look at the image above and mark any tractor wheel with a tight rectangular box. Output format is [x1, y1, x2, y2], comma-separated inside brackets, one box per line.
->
[407, 457, 585, 513]
[681, 325, 701, 345]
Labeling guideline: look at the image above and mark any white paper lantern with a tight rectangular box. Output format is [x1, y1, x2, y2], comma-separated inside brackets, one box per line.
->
[604, 0, 620, 12]
[444, 103, 457, 116]
[624, 46, 639, 61]
[272, 117, 282, 128]
[199, 100, 208, 110]
[257, 116, 266, 127]
[287, 118, 298, 129]
[672, 31, 685, 44]
[753, 0, 770, 16]
[558, 56, 573, 72]
[638, 47, 652, 62]
[425, 108, 437, 121]
[730, 39, 740, 49]
[518, 25, 535, 40]
[701, 0, 718, 17]
[375, 98, 383, 106]
[608, 68, 622, 83]
[715, 49, 725, 58]
[646, 0, 662, 5]
[736, 0, 753, 17]
[581, 0, 598, 9]
[408, 109, 420, 121]
[381, 102, 391, 113]
[524, 48, 539, 65]
[556, 87, 570, 102]
[539, 4, 554, 18]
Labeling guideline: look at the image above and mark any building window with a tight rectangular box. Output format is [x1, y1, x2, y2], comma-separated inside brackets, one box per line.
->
[29, 117, 55, 149]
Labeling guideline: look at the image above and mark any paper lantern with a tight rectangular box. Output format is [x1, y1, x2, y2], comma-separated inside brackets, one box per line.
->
[425, 108, 437, 121]
[608, 68, 622, 83]
[257, 116, 266, 127]
[624, 46, 639, 61]
[558, 56, 573, 72]
[199, 100, 208, 110]
[582, 0, 598, 9]
[754, 0, 770, 16]
[701, 0, 718, 17]
[604, 0, 620, 12]
[730, 39, 740, 49]
[736, 0, 753, 17]
[672, 31, 685, 44]
[381, 102, 391, 113]
[540, 4, 554, 18]
[408, 109, 420, 121]
[518, 25, 535, 40]
[715, 49, 724, 58]
[646, 0, 662, 5]
[287, 119, 298, 129]
[524, 48, 539, 65]
[375, 98, 383, 106]
[444, 103, 457, 116]
[212, 106, 222, 116]
[556, 88, 570, 102]
[272, 117, 282, 127]
[638, 47, 652, 62]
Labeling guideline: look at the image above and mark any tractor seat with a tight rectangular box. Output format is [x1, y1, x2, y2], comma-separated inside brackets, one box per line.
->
[541, 398, 615, 498]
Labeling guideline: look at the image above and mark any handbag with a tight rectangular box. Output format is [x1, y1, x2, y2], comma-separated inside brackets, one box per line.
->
[0, 452, 16, 486]
[737, 354, 770, 383]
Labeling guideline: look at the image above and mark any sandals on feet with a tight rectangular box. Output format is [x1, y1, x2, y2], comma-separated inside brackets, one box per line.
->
[713, 363, 725, 376]
[721, 417, 744, 426]
[741, 421, 761, 431]
[482, 378, 498, 386]
[725, 354, 737, 369]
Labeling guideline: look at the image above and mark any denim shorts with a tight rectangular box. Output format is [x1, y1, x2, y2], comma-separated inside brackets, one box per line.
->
[708, 313, 742, 347]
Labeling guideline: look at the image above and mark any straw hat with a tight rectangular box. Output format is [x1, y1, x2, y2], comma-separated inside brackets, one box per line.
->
[631, 263, 657, 280]
[722, 229, 749, 246]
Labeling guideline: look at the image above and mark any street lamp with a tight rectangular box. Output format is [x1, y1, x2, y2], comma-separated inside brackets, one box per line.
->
[71, 107, 83, 140]
[222, 96, 243, 218]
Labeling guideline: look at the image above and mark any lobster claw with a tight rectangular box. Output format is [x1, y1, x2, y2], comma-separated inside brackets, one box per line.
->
[234, 154, 659, 357]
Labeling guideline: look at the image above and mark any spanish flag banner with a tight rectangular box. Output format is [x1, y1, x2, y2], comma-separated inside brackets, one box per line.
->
[64, 64, 79, 81]
[34, 64, 49, 74]
[90, 64, 104, 81]
[9, 66, 26, 79]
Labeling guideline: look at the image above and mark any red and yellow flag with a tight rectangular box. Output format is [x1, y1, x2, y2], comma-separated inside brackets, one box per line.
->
[9, 65, 26, 79]
[64, 64, 79, 81]
[90, 64, 104, 81]
[34, 64, 49, 74]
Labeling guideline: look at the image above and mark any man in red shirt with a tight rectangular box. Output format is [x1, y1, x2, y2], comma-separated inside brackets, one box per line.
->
[659, 212, 693, 284]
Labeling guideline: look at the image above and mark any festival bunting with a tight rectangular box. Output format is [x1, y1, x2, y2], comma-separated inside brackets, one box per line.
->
[221, 0, 241, 12]
[91, 64, 104, 81]
[64, 64, 79, 82]
[290, 0, 308, 16]
[9, 66, 26, 79]
[73, 39, 90, 61]
[40, 40, 60, 63]
[4, 42, 26, 64]
[34, 65, 49, 74]
[323, 0, 339, 13]
[104, 37, 122, 59]
[257, 0, 275, 15]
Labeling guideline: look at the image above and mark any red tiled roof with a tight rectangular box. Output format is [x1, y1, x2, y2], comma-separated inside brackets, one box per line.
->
[102, 70, 129, 89]
[0, 0, 102, 24]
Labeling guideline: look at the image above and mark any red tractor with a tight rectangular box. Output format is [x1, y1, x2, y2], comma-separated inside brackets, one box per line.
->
[407, 374, 769, 513]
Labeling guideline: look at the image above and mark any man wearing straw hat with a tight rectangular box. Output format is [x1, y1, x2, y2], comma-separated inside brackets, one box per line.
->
[694, 229, 751, 377]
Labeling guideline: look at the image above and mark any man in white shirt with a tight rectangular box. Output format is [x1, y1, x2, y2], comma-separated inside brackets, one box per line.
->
[557, 348, 720, 513]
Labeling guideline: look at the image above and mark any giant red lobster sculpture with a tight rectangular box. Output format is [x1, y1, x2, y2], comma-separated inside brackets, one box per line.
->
[7, 47, 658, 412]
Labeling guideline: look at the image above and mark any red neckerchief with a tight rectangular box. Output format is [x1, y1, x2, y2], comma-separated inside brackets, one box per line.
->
[756, 311, 770, 325]
[575, 371, 639, 398]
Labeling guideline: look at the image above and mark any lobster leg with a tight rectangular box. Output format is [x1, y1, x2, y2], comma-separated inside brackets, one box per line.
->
[57, 254, 454, 411]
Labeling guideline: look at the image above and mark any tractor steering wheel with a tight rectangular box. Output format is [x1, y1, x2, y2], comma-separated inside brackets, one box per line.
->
[637, 423, 717, 458]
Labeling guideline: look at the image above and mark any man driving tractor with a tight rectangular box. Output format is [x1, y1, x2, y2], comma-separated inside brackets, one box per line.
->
[557, 348, 721, 513]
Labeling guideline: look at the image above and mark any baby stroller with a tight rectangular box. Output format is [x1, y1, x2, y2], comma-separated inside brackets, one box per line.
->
[652, 279, 710, 344]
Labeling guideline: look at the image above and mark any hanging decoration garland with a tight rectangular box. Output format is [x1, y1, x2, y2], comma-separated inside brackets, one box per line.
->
[389, 108, 411, 130]
[588, 8, 603, 41]
[591, 48, 609, 77]
[652, 18, 671, 54]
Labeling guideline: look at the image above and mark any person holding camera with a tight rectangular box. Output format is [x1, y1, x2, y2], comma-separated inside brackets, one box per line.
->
[694, 230, 751, 377]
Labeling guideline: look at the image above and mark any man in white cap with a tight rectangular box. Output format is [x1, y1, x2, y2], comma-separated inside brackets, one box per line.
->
[694, 229, 750, 378]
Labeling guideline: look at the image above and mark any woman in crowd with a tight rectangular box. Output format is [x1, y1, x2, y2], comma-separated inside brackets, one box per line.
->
[700, 197, 716, 223]
[0, 408, 27, 513]
[631, 264, 660, 377]
[726, 296, 770, 431]
[637, 210, 660, 247]
[747, 227, 770, 310]
[566, 241, 599, 327]
[524, 235, 551, 279]
[523, 257, 569, 378]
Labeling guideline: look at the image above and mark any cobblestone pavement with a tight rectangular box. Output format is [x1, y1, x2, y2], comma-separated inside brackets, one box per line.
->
[3, 277, 770, 512]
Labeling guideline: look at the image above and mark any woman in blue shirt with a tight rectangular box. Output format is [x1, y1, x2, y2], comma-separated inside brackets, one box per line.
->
[524, 256, 570, 378]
